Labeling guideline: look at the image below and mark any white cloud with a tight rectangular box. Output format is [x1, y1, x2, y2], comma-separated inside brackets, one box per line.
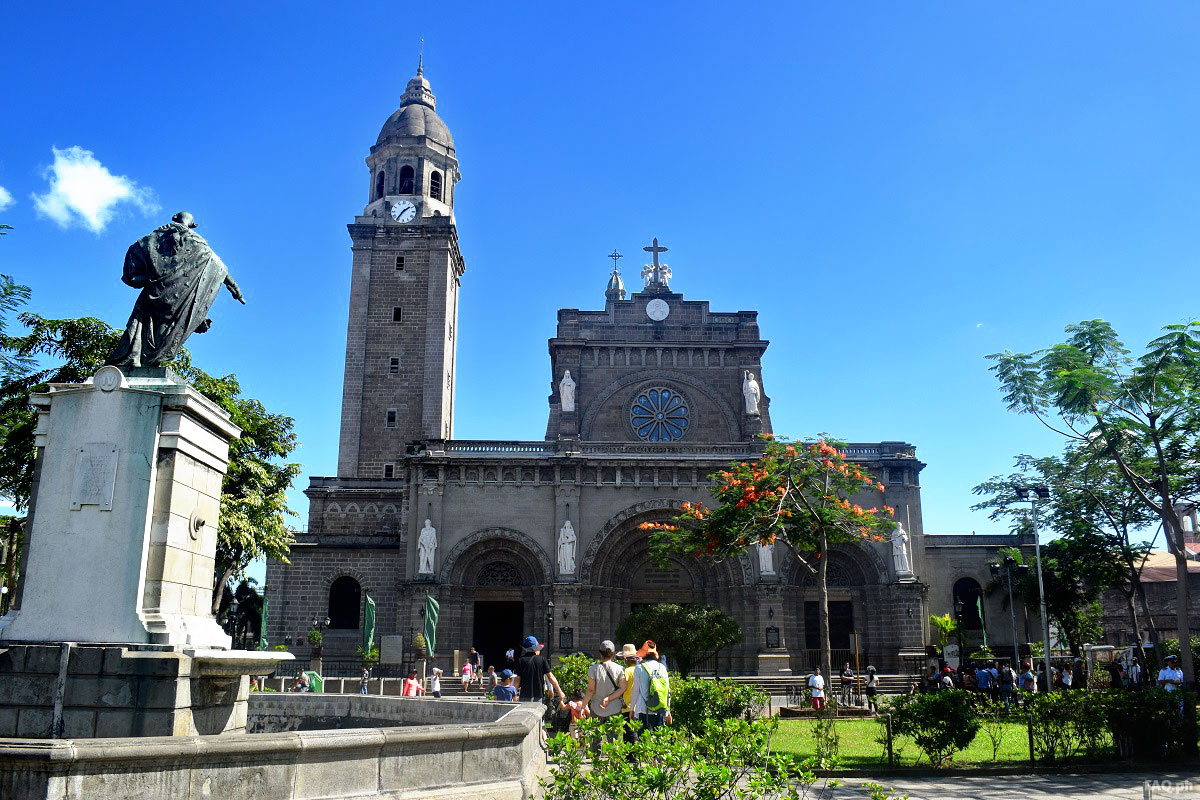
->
[0, 186, 12, 212]
[32, 146, 158, 233]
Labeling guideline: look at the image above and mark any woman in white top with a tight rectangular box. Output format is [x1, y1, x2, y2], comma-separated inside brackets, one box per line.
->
[864, 665, 879, 714]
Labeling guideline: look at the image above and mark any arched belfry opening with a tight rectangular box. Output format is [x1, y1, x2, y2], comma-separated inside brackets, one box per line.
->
[374, 171, 385, 201]
[429, 170, 443, 201]
[328, 575, 362, 629]
[398, 165, 415, 195]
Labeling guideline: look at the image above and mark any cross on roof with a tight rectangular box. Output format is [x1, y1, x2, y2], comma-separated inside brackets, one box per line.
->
[642, 237, 671, 289]
[608, 249, 623, 270]
[643, 237, 668, 268]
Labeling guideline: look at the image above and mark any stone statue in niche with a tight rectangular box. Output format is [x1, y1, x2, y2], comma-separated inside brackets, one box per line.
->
[557, 519, 577, 575]
[559, 370, 576, 413]
[742, 370, 762, 415]
[107, 212, 245, 369]
[757, 540, 775, 576]
[891, 522, 912, 577]
[418, 519, 438, 575]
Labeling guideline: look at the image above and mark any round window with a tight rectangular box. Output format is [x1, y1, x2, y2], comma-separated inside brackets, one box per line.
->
[630, 387, 690, 442]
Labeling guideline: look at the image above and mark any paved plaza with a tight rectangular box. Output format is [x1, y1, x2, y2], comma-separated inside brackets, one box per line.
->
[830, 772, 1200, 800]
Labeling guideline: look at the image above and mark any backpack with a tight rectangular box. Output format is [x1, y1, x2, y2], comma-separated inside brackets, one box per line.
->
[641, 662, 670, 712]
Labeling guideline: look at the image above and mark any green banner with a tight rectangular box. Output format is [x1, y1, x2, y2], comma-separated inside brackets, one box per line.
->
[423, 594, 440, 659]
[363, 594, 376, 654]
[258, 590, 269, 651]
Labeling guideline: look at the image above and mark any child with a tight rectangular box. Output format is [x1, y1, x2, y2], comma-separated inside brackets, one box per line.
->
[492, 669, 518, 702]
[430, 667, 443, 699]
[461, 661, 473, 693]
[559, 689, 588, 740]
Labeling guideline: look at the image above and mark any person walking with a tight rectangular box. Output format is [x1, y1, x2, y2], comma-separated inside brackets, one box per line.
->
[515, 635, 566, 703]
[808, 666, 827, 710]
[631, 640, 671, 730]
[864, 665, 879, 714]
[1000, 662, 1016, 708]
[460, 660, 473, 694]
[583, 639, 627, 735]
[430, 667, 443, 698]
[401, 669, 424, 697]
[359, 666, 370, 695]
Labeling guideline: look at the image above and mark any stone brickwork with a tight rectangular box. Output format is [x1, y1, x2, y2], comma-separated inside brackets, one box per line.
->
[0, 644, 248, 739]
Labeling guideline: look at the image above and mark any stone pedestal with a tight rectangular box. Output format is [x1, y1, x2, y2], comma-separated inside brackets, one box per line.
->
[0, 367, 291, 738]
[1, 367, 239, 647]
[756, 651, 792, 676]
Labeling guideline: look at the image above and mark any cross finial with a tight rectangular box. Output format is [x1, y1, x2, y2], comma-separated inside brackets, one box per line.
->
[642, 237, 670, 289]
[608, 249, 623, 270]
[418, 38, 425, 75]
[643, 237, 668, 268]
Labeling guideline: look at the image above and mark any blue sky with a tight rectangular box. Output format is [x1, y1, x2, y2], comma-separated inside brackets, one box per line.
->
[3, 3, 1199, 562]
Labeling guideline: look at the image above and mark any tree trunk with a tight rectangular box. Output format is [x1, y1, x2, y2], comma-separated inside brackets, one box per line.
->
[818, 529, 832, 688]
[1165, 516, 1195, 687]
[211, 565, 236, 616]
[1127, 552, 1162, 665]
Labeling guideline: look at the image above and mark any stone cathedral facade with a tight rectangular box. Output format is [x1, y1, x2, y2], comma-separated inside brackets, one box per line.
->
[267, 69, 1030, 674]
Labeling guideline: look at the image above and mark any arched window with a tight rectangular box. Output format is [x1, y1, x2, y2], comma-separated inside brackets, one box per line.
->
[952, 577, 984, 631]
[398, 165, 415, 194]
[429, 170, 443, 201]
[328, 576, 361, 629]
[375, 171, 385, 200]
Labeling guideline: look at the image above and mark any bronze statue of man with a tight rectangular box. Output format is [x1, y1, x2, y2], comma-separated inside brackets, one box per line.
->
[106, 212, 245, 369]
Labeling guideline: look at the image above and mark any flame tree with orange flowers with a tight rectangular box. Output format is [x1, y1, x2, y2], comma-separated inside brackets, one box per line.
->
[642, 435, 895, 683]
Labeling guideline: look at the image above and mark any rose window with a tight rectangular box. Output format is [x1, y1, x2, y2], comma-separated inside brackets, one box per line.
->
[630, 387, 689, 442]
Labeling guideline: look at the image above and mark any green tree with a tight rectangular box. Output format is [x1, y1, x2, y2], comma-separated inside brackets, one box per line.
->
[988, 320, 1200, 684]
[645, 435, 895, 680]
[928, 613, 961, 655]
[0, 301, 300, 610]
[614, 603, 742, 678]
[973, 447, 1160, 659]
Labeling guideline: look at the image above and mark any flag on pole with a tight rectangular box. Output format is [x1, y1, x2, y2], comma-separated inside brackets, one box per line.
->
[423, 594, 440, 659]
[363, 594, 376, 654]
[258, 589, 269, 651]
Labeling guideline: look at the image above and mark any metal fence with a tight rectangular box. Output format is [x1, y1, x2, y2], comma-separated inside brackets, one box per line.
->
[273, 659, 411, 680]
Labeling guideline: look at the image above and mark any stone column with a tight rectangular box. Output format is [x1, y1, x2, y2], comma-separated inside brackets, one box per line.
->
[754, 579, 791, 675]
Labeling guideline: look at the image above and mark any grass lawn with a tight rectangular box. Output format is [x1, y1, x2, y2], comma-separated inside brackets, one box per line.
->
[772, 717, 1032, 769]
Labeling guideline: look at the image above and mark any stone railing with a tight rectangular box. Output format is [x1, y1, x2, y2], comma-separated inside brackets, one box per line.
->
[0, 694, 546, 800]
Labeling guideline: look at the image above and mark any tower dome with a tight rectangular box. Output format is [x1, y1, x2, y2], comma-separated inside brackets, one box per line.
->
[605, 267, 626, 301]
[376, 69, 454, 148]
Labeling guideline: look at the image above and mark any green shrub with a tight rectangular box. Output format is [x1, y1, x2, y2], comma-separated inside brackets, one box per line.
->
[1026, 690, 1110, 764]
[542, 715, 814, 800]
[885, 690, 980, 766]
[1105, 688, 1195, 761]
[670, 677, 768, 736]
[553, 652, 593, 698]
[306, 628, 323, 647]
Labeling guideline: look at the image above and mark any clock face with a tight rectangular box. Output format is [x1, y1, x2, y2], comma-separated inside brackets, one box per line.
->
[390, 200, 417, 223]
[646, 298, 670, 321]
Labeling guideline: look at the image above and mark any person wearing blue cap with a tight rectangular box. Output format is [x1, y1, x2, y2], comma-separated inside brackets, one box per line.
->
[492, 669, 518, 702]
[515, 634, 566, 705]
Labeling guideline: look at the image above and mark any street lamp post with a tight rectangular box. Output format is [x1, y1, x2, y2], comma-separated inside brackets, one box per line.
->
[1017, 485, 1054, 687]
[545, 600, 555, 660]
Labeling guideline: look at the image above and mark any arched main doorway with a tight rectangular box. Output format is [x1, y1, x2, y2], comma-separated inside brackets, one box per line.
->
[784, 545, 881, 672]
[439, 529, 552, 670]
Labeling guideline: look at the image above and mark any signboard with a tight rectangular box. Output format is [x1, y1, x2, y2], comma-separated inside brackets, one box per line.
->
[765, 625, 781, 649]
[559, 626, 574, 651]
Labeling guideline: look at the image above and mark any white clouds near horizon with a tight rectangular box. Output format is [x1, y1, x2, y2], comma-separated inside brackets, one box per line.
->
[32, 146, 157, 233]
[0, 186, 13, 212]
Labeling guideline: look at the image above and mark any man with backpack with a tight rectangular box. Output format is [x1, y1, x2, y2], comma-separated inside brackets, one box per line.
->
[631, 640, 672, 730]
[583, 639, 628, 749]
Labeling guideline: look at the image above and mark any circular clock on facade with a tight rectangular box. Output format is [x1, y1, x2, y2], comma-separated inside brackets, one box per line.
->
[390, 200, 417, 223]
[646, 298, 670, 321]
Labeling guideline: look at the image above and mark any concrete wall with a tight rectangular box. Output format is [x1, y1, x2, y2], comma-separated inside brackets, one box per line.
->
[0, 695, 545, 800]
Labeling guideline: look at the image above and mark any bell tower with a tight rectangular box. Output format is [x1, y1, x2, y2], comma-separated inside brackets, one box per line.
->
[337, 65, 465, 478]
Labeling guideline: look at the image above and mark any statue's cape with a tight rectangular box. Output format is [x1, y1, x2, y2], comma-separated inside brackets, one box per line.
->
[107, 223, 228, 368]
